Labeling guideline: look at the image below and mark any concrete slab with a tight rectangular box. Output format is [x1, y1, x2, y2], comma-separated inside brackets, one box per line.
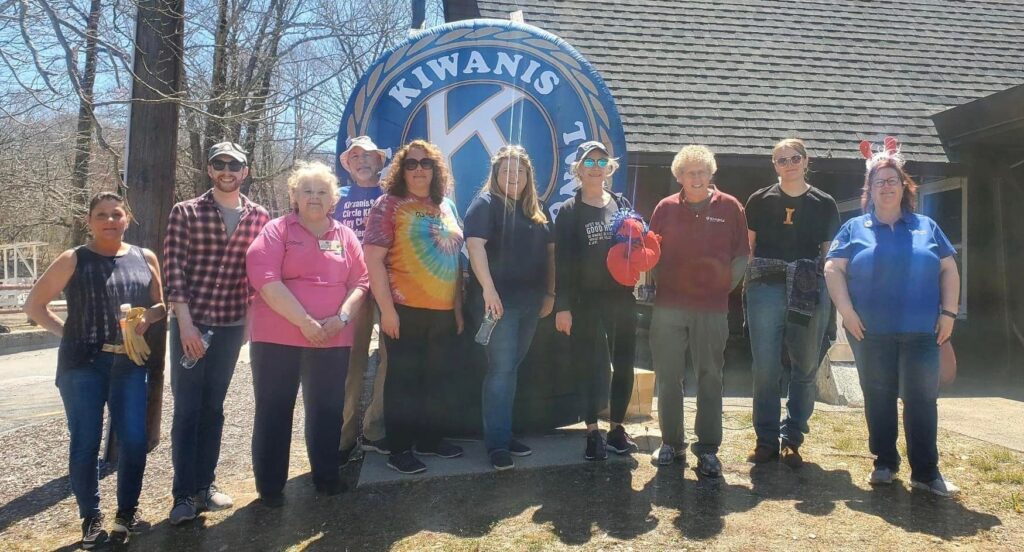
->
[938, 397, 1024, 452]
[356, 429, 657, 488]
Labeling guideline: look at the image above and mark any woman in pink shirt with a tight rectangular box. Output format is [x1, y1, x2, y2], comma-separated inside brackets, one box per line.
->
[246, 161, 369, 505]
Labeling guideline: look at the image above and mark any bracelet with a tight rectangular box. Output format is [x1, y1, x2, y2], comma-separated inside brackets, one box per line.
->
[941, 309, 957, 319]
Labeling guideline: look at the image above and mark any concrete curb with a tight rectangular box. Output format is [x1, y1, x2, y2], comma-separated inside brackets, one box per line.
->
[0, 330, 60, 356]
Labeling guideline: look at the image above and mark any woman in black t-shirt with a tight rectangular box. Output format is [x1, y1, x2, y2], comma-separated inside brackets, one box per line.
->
[553, 140, 639, 461]
[465, 145, 554, 471]
[744, 138, 839, 468]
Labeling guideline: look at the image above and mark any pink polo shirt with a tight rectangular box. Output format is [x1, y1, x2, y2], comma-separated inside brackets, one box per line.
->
[246, 213, 369, 348]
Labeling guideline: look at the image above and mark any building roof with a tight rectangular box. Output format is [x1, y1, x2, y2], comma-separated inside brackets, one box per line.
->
[463, 0, 1024, 162]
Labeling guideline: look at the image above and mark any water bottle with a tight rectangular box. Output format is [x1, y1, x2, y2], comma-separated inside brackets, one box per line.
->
[475, 312, 498, 346]
[118, 303, 132, 343]
[181, 330, 214, 369]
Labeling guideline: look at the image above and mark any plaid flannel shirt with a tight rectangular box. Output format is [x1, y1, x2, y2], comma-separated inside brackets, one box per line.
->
[163, 189, 270, 326]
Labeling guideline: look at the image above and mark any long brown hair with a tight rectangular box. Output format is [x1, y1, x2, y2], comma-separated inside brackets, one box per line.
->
[380, 139, 451, 205]
[860, 158, 918, 214]
[482, 145, 547, 225]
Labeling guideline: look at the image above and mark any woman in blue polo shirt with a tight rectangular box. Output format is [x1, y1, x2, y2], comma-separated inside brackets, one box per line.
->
[465, 145, 555, 471]
[824, 153, 960, 497]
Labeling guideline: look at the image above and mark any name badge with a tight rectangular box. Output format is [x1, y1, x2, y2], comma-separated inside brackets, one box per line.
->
[319, 240, 343, 253]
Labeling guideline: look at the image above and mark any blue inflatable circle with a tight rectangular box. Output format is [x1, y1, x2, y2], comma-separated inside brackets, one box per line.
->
[337, 19, 628, 217]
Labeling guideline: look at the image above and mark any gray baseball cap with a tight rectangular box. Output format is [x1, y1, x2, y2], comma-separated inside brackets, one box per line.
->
[208, 142, 248, 163]
[574, 140, 609, 162]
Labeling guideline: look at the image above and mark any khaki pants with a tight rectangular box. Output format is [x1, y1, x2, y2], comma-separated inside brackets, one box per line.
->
[340, 300, 388, 450]
[649, 305, 729, 454]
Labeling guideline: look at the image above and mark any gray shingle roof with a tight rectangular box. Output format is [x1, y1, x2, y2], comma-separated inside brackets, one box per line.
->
[471, 0, 1024, 162]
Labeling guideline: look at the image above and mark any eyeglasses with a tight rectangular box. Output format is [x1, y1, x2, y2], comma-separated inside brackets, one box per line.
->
[773, 154, 804, 167]
[582, 158, 609, 168]
[403, 158, 435, 171]
[210, 160, 246, 172]
[871, 177, 902, 188]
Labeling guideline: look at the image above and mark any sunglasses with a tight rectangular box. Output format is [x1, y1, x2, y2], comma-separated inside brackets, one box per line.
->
[403, 158, 435, 171]
[871, 177, 902, 188]
[210, 159, 246, 172]
[582, 158, 609, 168]
[773, 154, 804, 167]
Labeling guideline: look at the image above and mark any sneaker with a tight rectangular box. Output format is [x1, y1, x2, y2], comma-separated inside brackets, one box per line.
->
[111, 508, 141, 544]
[259, 492, 286, 508]
[584, 430, 607, 461]
[413, 440, 464, 458]
[387, 451, 427, 474]
[314, 479, 348, 496]
[339, 445, 364, 468]
[80, 514, 106, 550]
[781, 445, 804, 468]
[490, 449, 515, 471]
[360, 436, 391, 455]
[195, 484, 233, 512]
[868, 467, 895, 485]
[696, 452, 723, 478]
[746, 445, 779, 464]
[508, 439, 533, 457]
[606, 426, 638, 454]
[651, 444, 678, 466]
[168, 496, 197, 525]
[911, 475, 960, 497]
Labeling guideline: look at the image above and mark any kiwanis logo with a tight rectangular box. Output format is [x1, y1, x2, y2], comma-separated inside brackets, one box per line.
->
[337, 19, 627, 216]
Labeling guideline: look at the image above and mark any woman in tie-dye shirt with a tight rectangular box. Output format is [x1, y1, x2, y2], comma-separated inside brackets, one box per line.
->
[363, 139, 465, 475]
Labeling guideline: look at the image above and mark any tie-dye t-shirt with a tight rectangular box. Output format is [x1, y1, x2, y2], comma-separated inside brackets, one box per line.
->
[363, 194, 464, 310]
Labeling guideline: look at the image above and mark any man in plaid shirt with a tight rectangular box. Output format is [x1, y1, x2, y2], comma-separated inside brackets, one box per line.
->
[164, 142, 269, 525]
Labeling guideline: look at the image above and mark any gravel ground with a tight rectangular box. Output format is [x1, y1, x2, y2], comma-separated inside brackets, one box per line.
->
[1, 357, 1022, 551]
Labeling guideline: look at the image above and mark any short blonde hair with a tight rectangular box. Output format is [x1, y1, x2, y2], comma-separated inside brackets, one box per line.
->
[287, 161, 340, 211]
[671, 145, 717, 179]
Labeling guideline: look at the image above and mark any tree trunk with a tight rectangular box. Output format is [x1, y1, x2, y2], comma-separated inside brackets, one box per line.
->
[70, 0, 103, 245]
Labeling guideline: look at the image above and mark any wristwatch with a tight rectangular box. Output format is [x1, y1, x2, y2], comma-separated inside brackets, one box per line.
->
[337, 312, 350, 326]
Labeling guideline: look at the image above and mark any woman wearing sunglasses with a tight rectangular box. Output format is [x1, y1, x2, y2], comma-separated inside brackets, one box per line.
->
[744, 138, 839, 468]
[363, 139, 465, 475]
[465, 145, 555, 471]
[554, 140, 639, 461]
[824, 143, 960, 496]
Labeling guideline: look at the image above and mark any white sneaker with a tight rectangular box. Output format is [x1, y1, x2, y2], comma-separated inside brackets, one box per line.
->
[195, 484, 234, 511]
[650, 444, 684, 466]
[868, 467, 894, 485]
[911, 475, 960, 497]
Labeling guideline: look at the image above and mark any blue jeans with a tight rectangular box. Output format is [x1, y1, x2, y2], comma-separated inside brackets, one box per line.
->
[746, 279, 831, 450]
[57, 352, 148, 518]
[473, 291, 543, 452]
[847, 332, 940, 483]
[169, 321, 245, 499]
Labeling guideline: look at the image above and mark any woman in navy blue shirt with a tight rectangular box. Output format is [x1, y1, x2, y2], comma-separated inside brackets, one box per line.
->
[465, 145, 555, 471]
[824, 153, 960, 497]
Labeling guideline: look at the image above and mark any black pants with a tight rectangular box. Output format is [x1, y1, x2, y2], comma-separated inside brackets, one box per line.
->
[382, 305, 456, 454]
[250, 342, 348, 495]
[572, 290, 637, 424]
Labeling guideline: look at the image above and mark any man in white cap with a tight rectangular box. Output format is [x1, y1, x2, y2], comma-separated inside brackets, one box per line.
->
[335, 136, 390, 465]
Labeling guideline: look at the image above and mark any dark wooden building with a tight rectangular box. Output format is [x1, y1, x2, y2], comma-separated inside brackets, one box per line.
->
[444, 0, 1024, 387]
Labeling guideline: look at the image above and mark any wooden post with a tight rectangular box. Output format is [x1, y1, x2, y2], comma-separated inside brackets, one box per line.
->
[107, 0, 185, 462]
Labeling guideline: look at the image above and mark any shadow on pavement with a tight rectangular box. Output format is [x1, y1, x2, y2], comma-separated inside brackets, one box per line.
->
[0, 475, 71, 533]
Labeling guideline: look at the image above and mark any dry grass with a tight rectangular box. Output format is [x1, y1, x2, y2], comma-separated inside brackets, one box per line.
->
[1, 374, 1022, 551]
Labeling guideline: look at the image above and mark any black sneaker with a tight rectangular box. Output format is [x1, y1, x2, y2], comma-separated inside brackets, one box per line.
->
[606, 426, 638, 454]
[314, 479, 348, 496]
[259, 492, 285, 508]
[387, 451, 427, 474]
[359, 435, 391, 455]
[584, 430, 607, 461]
[490, 449, 515, 471]
[111, 508, 141, 544]
[168, 496, 196, 525]
[696, 452, 723, 478]
[508, 439, 533, 457]
[413, 440, 464, 458]
[80, 513, 106, 550]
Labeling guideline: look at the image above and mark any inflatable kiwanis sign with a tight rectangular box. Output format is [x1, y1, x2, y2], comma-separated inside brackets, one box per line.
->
[336, 19, 628, 216]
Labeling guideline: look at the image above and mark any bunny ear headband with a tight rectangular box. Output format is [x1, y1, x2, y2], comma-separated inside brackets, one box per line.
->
[859, 136, 905, 170]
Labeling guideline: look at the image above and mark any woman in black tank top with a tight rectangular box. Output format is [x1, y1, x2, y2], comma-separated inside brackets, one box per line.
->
[24, 192, 165, 547]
